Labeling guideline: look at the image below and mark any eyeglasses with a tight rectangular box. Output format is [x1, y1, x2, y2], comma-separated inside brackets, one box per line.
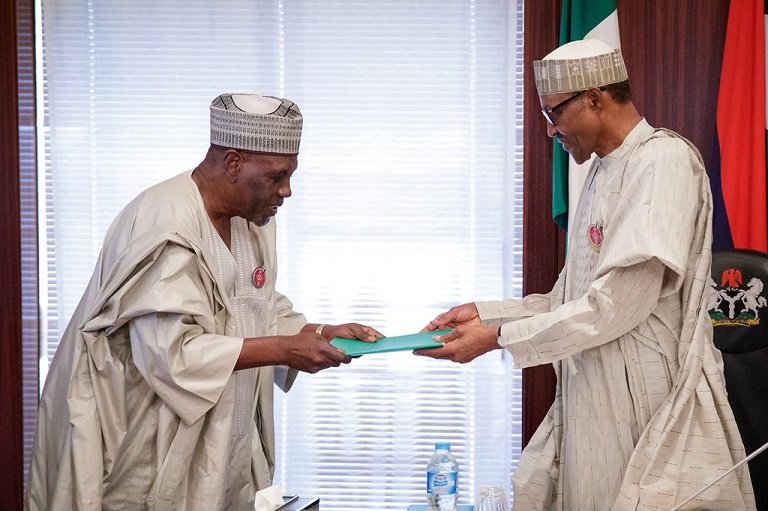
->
[541, 86, 606, 126]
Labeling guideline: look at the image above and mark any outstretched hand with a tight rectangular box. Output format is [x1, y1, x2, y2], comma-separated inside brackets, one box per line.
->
[414, 324, 500, 364]
[281, 332, 354, 373]
[422, 302, 481, 332]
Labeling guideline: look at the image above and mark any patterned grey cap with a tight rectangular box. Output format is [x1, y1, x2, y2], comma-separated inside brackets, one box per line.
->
[210, 93, 302, 154]
[533, 39, 628, 95]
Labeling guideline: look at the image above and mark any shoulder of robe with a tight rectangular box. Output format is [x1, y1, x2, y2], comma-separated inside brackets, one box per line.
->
[637, 129, 705, 169]
[628, 131, 705, 185]
[111, 174, 204, 243]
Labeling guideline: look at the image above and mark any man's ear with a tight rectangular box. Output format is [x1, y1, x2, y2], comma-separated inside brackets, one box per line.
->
[223, 149, 244, 181]
[586, 87, 605, 110]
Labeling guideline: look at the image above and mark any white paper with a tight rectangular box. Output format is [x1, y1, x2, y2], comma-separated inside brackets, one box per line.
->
[254, 484, 284, 511]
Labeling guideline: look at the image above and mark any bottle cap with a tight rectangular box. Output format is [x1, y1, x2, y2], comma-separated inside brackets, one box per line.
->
[435, 442, 451, 451]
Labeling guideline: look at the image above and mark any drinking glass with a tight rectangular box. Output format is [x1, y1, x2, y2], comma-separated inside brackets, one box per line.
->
[475, 486, 508, 511]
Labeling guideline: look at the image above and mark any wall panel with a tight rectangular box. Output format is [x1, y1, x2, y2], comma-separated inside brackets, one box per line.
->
[1, 0, 24, 507]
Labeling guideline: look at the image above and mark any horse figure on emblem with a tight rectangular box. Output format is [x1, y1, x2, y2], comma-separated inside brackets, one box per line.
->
[741, 278, 767, 319]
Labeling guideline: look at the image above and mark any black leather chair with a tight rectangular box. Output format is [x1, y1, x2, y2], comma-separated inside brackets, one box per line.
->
[710, 249, 768, 510]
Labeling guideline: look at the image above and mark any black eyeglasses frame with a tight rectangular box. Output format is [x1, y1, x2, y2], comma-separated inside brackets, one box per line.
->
[541, 86, 607, 126]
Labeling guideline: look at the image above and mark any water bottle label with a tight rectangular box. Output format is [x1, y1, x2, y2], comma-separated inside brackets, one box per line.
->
[427, 470, 458, 495]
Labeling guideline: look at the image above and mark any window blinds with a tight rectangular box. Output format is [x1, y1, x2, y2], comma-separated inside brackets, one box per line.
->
[36, 0, 524, 508]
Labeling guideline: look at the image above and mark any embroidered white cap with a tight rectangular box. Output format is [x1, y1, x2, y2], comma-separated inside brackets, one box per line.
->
[533, 39, 628, 95]
[209, 93, 302, 155]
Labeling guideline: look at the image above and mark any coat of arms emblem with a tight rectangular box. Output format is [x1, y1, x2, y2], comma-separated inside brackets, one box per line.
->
[708, 267, 768, 326]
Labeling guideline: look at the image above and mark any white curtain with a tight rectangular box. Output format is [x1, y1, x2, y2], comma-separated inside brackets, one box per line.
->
[37, 1, 525, 509]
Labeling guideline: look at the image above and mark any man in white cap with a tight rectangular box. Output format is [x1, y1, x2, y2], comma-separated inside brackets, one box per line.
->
[418, 40, 755, 509]
[25, 93, 383, 510]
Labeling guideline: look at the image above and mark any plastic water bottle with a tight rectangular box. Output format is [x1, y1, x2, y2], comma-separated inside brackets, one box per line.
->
[427, 442, 458, 511]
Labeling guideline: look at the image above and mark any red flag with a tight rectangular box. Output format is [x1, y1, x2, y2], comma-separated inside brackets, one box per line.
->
[715, 0, 767, 251]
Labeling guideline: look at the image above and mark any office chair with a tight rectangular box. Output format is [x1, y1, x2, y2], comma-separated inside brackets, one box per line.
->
[710, 248, 768, 510]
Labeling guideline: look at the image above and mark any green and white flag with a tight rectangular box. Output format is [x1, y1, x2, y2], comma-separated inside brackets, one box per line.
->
[553, 0, 620, 234]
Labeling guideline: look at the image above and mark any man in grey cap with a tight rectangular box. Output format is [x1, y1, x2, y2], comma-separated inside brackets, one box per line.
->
[25, 93, 382, 510]
[418, 40, 755, 509]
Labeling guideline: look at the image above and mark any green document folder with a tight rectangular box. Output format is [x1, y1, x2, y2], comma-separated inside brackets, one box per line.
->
[330, 329, 452, 356]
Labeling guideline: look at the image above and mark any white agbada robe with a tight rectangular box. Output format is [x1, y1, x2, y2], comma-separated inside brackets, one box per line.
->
[477, 120, 756, 510]
[25, 171, 306, 511]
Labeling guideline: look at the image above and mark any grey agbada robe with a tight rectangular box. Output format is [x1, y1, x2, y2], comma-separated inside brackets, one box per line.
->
[477, 120, 756, 510]
[25, 171, 306, 510]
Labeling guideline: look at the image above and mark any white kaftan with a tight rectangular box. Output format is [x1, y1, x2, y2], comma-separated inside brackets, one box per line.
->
[476, 120, 755, 510]
[24, 171, 306, 511]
